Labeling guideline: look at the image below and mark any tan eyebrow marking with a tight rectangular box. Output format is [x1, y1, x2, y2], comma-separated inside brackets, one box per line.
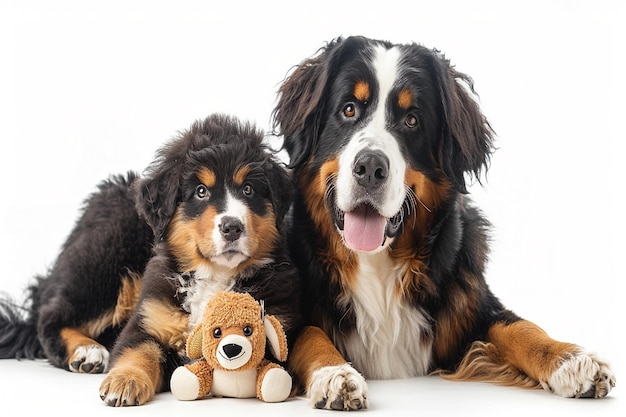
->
[354, 81, 370, 102]
[398, 89, 413, 110]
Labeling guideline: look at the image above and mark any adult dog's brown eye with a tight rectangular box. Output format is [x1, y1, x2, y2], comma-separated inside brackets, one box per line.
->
[343, 103, 356, 118]
[196, 185, 209, 199]
[242, 184, 253, 196]
[405, 114, 418, 128]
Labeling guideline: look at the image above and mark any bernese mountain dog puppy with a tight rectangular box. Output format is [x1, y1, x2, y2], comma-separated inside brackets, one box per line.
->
[0, 114, 302, 406]
[272, 36, 615, 410]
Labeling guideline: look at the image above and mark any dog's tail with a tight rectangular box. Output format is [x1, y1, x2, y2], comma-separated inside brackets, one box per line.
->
[0, 282, 45, 359]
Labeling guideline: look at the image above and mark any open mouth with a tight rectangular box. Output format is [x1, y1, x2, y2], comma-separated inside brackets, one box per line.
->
[335, 203, 404, 252]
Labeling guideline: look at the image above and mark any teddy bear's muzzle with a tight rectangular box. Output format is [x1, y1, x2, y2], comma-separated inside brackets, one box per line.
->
[217, 335, 252, 370]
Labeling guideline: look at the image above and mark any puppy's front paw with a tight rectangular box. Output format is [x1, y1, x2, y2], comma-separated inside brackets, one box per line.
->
[99, 367, 157, 406]
[68, 344, 109, 374]
[308, 363, 368, 411]
[543, 350, 615, 398]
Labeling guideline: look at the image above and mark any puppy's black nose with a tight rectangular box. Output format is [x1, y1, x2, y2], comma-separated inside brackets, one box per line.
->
[353, 150, 389, 191]
[220, 217, 244, 242]
[222, 343, 243, 359]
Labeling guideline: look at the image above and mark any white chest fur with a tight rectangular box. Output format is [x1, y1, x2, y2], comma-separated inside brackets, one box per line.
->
[178, 265, 238, 330]
[337, 251, 433, 379]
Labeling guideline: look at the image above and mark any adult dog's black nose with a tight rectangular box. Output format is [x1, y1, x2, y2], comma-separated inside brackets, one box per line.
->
[220, 217, 244, 242]
[353, 150, 389, 191]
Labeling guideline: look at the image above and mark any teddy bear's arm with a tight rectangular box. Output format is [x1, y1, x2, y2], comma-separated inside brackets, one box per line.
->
[171, 360, 213, 400]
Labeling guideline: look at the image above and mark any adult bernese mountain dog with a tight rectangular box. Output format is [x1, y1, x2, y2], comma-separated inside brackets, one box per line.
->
[272, 36, 615, 410]
[0, 114, 302, 406]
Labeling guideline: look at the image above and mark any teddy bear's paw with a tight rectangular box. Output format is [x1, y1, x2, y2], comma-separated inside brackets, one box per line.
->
[170, 366, 201, 401]
[542, 350, 616, 398]
[309, 363, 368, 411]
[259, 367, 292, 402]
[68, 344, 109, 373]
[99, 366, 157, 406]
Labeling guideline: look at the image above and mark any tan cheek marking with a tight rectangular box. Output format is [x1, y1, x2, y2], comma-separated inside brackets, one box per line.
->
[353, 81, 370, 102]
[247, 207, 279, 260]
[141, 299, 189, 353]
[194, 206, 217, 257]
[304, 159, 357, 291]
[198, 167, 216, 188]
[398, 89, 412, 109]
[318, 159, 339, 197]
[234, 165, 250, 186]
[167, 207, 217, 271]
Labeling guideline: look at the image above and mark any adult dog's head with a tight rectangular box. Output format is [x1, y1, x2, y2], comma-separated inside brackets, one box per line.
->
[273, 36, 494, 253]
[135, 114, 293, 271]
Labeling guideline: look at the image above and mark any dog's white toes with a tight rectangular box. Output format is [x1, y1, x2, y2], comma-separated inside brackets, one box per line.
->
[308, 363, 368, 411]
[544, 350, 615, 398]
[68, 344, 109, 373]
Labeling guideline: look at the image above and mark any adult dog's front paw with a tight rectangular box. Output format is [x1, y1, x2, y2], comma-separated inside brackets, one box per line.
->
[308, 363, 368, 411]
[543, 350, 615, 398]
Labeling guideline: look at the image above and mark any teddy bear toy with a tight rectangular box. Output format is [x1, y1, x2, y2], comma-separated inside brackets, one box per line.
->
[170, 291, 292, 402]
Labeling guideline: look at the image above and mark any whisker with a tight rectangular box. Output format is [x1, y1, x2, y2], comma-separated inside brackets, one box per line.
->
[405, 185, 432, 214]
[324, 173, 337, 202]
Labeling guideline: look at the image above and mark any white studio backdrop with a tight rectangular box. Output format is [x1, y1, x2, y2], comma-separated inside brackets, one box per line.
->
[1, 0, 624, 378]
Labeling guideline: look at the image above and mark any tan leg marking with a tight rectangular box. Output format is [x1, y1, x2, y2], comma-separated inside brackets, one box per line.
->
[60, 327, 108, 373]
[99, 341, 163, 406]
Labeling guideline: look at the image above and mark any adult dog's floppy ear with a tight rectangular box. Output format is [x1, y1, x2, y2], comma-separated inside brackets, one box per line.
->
[263, 315, 288, 362]
[273, 36, 365, 169]
[433, 51, 495, 193]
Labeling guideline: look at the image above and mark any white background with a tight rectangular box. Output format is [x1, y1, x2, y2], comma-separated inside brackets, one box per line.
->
[0, 0, 623, 415]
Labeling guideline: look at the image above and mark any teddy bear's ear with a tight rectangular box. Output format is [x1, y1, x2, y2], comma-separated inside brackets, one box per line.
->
[186, 324, 204, 360]
[264, 315, 288, 362]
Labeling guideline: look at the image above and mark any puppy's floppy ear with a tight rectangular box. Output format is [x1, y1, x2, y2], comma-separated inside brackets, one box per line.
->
[265, 158, 294, 228]
[272, 36, 364, 168]
[434, 53, 495, 193]
[134, 137, 188, 239]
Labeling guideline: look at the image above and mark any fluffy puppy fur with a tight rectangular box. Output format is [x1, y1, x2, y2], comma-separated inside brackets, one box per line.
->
[0, 114, 302, 407]
[272, 36, 615, 410]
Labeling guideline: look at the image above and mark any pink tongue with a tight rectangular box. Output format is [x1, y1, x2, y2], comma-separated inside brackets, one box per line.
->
[343, 206, 387, 252]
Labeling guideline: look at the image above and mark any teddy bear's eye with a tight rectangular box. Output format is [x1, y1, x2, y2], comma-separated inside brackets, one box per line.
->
[213, 328, 222, 338]
[243, 326, 253, 337]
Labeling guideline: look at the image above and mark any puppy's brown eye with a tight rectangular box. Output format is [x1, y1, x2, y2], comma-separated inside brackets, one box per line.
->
[196, 185, 209, 199]
[343, 103, 356, 118]
[213, 328, 222, 338]
[243, 326, 253, 337]
[242, 184, 253, 196]
[405, 114, 418, 128]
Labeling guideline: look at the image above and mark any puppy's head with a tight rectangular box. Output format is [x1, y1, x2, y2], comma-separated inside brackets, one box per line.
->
[135, 114, 293, 270]
[273, 36, 494, 252]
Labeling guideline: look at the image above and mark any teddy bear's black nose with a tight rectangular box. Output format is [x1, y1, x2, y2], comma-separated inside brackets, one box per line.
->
[222, 343, 242, 359]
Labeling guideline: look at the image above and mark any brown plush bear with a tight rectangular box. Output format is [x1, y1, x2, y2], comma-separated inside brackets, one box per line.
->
[170, 291, 292, 402]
